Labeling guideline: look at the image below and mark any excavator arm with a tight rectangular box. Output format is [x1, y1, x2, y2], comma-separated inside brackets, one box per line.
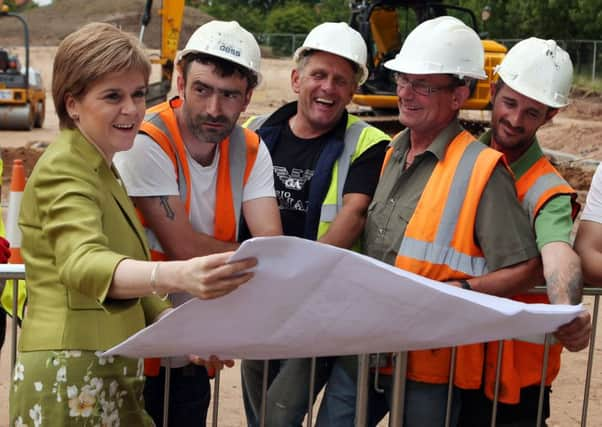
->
[140, 0, 185, 106]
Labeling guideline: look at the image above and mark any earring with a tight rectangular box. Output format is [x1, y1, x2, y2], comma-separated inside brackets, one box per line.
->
[71, 114, 79, 121]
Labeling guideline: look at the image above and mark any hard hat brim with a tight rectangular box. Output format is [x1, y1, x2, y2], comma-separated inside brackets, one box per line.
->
[293, 46, 369, 85]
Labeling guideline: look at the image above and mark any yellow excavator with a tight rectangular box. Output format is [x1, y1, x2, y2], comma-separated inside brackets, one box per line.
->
[139, 0, 185, 107]
[349, 0, 506, 125]
[0, 5, 45, 130]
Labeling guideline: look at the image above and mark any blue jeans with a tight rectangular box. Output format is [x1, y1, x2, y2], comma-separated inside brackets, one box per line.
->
[315, 359, 358, 426]
[143, 364, 210, 427]
[241, 357, 334, 427]
[369, 377, 461, 427]
[315, 358, 462, 427]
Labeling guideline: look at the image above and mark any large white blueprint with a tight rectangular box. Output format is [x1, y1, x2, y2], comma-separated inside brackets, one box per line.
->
[105, 236, 581, 360]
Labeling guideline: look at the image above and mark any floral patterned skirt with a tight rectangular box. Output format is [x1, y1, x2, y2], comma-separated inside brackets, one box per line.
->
[10, 350, 155, 427]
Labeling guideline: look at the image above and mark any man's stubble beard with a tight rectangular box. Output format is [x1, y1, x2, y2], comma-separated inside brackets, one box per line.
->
[186, 111, 236, 145]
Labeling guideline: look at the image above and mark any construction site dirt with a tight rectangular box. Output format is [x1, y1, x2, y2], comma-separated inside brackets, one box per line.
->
[1, 45, 601, 427]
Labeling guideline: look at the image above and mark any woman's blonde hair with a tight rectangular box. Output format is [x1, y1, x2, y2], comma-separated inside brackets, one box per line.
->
[52, 22, 151, 129]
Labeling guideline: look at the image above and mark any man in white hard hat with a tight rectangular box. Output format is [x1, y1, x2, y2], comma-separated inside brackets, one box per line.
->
[240, 22, 390, 427]
[356, 17, 543, 426]
[114, 20, 282, 427]
[458, 37, 592, 427]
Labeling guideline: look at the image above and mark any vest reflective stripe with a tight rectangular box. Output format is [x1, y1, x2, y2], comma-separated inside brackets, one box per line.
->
[319, 120, 368, 222]
[397, 140, 490, 277]
[388, 131, 503, 388]
[244, 114, 269, 131]
[245, 113, 389, 240]
[398, 237, 488, 278]
[139, 100, 259, 257]
[142, 109, 189, 210]
[522, 172, 573, 223]
[229, 126, 248, 239]
[483, 153, 577, 404]
[515, 155, 578, 224]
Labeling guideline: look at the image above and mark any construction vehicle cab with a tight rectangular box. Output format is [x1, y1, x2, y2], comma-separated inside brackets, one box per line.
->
[350, 0, 507, 111]
[0, 6, 45, 130]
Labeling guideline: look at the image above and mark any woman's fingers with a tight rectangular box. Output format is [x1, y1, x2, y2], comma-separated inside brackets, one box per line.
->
[195, 272, 255, 300]
[180, 254, 257, 299]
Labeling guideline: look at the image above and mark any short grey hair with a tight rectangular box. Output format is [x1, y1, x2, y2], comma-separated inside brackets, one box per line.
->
[296, 49, 363, 85]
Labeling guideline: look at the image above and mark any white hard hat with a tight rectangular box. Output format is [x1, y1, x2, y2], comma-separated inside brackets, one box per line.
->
[177, 20, 262, 84]
[384, 16, 487, 80]
[293, 22, 369, 85]
[495, 38, 573, 108]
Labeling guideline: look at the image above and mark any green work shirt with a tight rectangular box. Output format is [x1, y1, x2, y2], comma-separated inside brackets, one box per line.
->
[363, 120, 538, 271]
[480, 130, 574, 250]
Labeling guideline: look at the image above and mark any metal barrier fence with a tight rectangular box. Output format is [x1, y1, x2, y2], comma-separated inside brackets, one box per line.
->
[254, 33, 306, 57]
[2, 266, 600, 426]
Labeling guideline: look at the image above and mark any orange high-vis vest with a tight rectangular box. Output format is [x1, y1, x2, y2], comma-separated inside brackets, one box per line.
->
[138, 98, 260, 260]
[484, 154, 579, 404]
[381, 131, 504, 389]
[139, 98, 260, 376]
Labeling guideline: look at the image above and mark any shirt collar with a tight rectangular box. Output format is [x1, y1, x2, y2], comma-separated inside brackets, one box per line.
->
[480, 129, 542, 178]
[391, 118, 464, 160]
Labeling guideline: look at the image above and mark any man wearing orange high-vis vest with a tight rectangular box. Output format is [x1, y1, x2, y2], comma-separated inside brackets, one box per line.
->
[114, 21, 282, 427]
[459, 38, 592, 427]
[359, 17, 542, 427]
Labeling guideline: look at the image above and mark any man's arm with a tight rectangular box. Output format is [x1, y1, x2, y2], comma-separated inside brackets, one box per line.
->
[319, 193, 371, 249]
[464, 164, 543, 296]
[320, 140, 388, 249]
[540, 233, 591, 351]
[242, 196, 283, 236]
[541, 241, 582, 304]
[460, 257, 543, 297]
[133, 195, 237, 259]
[540, 241, 590, 352]
[575, 220, 602, 286]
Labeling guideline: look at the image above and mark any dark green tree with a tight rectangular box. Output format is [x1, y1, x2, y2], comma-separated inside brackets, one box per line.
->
[265, 1, 317, 55]
[201, 2, 264, 33]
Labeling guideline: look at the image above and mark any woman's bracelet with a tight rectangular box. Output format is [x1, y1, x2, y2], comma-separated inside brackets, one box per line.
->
[150, 262, 168, 301]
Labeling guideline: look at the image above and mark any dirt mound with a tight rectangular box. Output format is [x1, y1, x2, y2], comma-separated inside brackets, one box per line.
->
[0, 0, 212, 48]
[563, 96, 602, 120]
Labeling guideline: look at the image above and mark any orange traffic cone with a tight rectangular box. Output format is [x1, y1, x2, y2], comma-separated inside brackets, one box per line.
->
[0, 159, 27, 320]
[6, 159, 25, 264]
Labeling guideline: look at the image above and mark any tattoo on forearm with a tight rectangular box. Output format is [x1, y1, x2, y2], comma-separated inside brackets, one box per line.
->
[159, 196, 175, 220]
[545, 259, 583, 305]
[567, 260, 583, 304]
[546, 270, 561, 304]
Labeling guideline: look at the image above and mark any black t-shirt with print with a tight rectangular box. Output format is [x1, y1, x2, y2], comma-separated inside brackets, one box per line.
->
[271, 122, 387, 238]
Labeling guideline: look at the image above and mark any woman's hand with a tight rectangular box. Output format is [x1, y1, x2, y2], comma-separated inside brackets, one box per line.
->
[179, 252, 257, 299]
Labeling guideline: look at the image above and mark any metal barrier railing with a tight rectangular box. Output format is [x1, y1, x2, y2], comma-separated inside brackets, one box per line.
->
[2, 268, 600, 427]
[0, 264, 25, 373]
[253, 287, 601, 427]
